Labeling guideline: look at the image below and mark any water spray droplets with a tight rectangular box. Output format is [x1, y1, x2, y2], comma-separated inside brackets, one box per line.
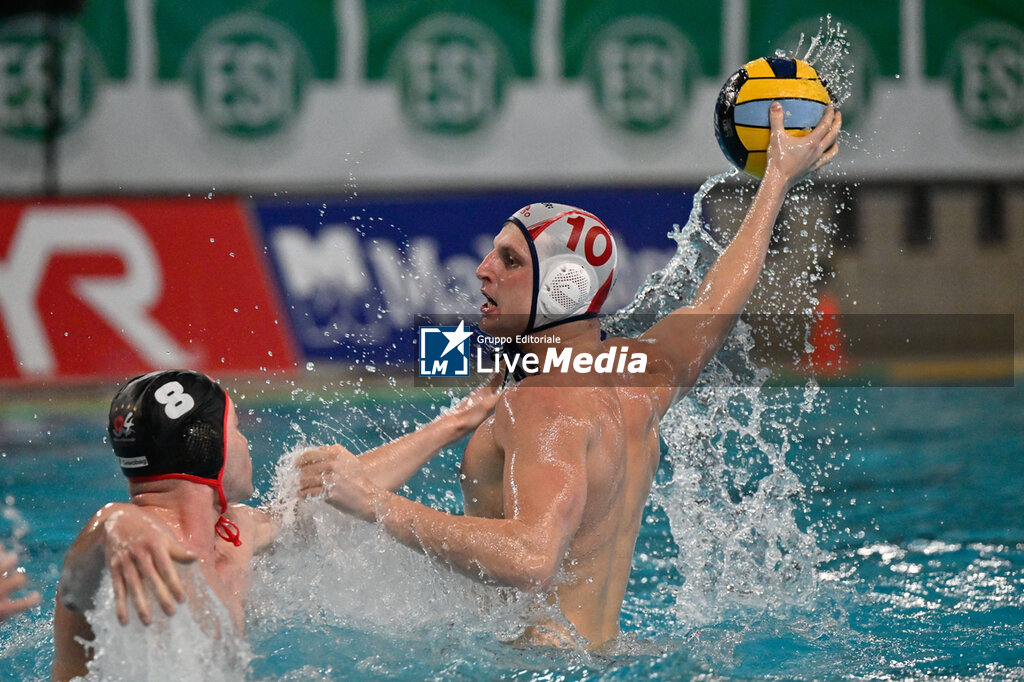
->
[602, 172, 845, 636]
[795, 15, 854, 109]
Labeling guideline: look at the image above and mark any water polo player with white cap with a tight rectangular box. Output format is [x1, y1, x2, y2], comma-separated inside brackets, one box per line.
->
[294, 100, 843, 651]
[505, 203, 618, 334]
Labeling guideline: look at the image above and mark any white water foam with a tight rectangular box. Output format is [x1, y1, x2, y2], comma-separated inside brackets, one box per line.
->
[82, 570, 251, 682]
[246, 446, 575, 647]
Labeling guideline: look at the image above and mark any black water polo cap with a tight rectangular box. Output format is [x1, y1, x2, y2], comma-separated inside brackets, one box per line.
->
[108, 369, 228, 491]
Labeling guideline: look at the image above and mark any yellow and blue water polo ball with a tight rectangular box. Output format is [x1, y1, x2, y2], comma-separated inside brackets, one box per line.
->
[714, 56, 832, 178]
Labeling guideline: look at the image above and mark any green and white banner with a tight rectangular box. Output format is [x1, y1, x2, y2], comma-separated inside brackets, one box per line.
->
[0, 0, 1022, 193]
[562, 0, 722, 133]
[154, 0, 338, 138]
[0, 0, 127, 141]
[365, 0, 534, 134]
[926, 0, 1024, 131]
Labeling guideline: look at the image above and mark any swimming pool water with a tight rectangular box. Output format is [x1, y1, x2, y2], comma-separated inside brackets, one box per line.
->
[1, 382, 1022, 680]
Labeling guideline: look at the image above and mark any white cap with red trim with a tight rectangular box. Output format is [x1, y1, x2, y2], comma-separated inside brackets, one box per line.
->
[507, 203, 618, 333]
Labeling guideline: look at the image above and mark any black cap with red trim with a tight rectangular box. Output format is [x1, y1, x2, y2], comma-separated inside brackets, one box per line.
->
[108, 370, 242, 546]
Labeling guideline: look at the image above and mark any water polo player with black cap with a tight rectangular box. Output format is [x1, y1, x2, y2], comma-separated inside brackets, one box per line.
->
[53, 369, 500, 681]
[52, 369, 273, 681]
[297, 101, 841, 648]
[108, 370, 243, 547]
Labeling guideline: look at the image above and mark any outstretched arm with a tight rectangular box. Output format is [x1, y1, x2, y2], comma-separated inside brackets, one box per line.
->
[227, 504, 279, 553]
[642, 104, 842, 402]
[296, 388, 587, 591]
[306, 376, 501, 492]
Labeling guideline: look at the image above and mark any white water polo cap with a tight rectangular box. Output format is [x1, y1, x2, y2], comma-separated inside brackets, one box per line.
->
[507, 203, 617, 333]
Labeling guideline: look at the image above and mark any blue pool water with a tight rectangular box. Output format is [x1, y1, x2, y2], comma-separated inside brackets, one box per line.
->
[1, 382, 1022, 680]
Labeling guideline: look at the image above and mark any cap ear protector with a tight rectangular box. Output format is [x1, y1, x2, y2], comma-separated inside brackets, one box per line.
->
[537, 255, 595, 319]
[508, 203, 617, 333]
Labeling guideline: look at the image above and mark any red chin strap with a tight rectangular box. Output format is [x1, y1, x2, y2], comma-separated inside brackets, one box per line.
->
[215, 396, 242, 547]
[128, 473, 242, 547]
[216, 515, 242, 546]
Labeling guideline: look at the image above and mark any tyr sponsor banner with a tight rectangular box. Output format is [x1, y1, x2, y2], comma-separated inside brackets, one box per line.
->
[0, 198, 296, 381]
[254, 189, 688, 365]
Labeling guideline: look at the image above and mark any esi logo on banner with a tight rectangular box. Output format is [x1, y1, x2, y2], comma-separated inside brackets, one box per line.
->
[418, 321, 473, 377]
[0, 199, 297, 381]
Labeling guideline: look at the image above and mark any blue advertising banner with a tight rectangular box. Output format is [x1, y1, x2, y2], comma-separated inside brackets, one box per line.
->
[253, 189, 693, 364]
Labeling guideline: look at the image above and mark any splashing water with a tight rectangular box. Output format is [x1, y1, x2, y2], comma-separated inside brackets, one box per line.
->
[232, 164, 852, 678]
[4, 13, 1022, 679]
[605, 161, 855, 671]
[789, 14, 872, 164]
[240, 42, 860, 665]
[792, 15, 855, 110]
[54, 19, 859, 677]
[82, 570, 252, 682]
[242, 446, 593, 678]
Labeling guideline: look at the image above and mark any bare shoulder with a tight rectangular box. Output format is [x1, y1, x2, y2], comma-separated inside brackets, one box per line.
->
[603, 334, 686, 417]
[499, 380, 599, 418]
[226, 503, 263, 520]
[66, 502, 145, 556]
[604, 334, 678, 381]
[87, 501, 134, 528]
[493, 381, 605, 448]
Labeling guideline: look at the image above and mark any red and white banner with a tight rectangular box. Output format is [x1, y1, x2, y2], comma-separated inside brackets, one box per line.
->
[0, 198, 297, 382]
